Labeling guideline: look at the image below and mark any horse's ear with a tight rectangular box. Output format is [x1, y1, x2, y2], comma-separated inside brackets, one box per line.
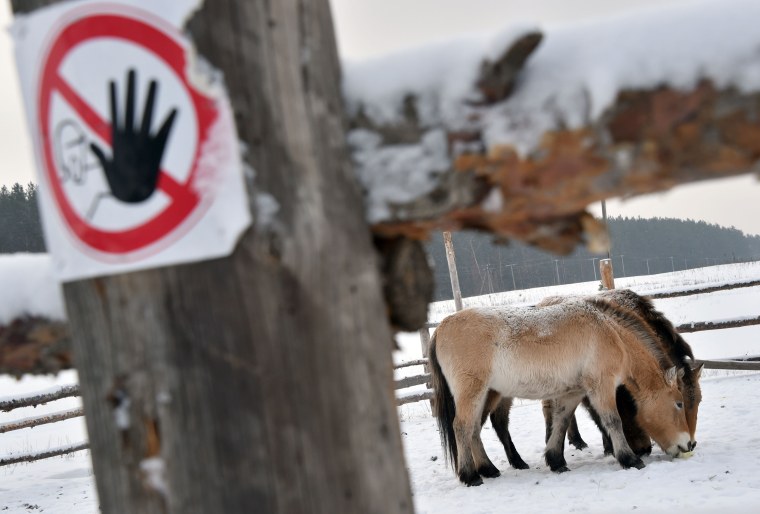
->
[677, 367, 685, 380]
[694, 362, 705, 379]
[665, 366, 678, 386]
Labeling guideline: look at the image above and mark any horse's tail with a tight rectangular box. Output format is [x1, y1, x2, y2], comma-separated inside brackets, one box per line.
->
[429, 331, 458, 469]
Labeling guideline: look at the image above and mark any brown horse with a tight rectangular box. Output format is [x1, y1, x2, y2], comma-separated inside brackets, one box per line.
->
[537, 290, 703, 457]
[429, 301, 691, 486]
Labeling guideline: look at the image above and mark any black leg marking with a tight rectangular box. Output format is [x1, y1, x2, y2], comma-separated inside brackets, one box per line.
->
[477, 462, 501, 479]
[490, 400, 530, 470]
[567, 414, 588, 450]
[459, 469, 483, 487]
[583, 399, 614, 455]
[618, 452, 646, 470]
[545, 448, 570, 473]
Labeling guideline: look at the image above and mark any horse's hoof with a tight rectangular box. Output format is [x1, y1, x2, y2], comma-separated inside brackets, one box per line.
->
[477, 463, 501, 478]
[512, 460, 530, 471]
[569, 439, 588, 450]
[545, 450, 567, 472]
[618, 454, 646, 470]
[459, 471, 483, 487]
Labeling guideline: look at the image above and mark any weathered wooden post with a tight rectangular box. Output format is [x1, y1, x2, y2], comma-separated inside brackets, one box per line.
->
[600, 258, 616, 290]
[10, 1, 413, 513]
[442, 231, 464, 311]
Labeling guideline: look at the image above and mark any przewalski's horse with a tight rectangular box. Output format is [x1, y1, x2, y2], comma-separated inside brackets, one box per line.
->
[537, 290, 703, 456]
[429, 301, 691, 486]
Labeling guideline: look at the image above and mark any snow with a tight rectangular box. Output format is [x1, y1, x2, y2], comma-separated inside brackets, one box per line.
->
[0, 371, 93, 513]
[0, 254, 65, 324]
[399, 372, 760, 514]
[344, 0, 760, 221]
[0, 259, 758, 511]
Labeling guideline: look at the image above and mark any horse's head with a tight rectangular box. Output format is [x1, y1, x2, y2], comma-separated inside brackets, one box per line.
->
[636, 366, 692, 457]
[681, 358, 705, 450]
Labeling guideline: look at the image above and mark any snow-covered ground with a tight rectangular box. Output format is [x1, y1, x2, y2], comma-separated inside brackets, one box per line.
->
[0, 371, 93, 513]
[0, 260, 757, 512]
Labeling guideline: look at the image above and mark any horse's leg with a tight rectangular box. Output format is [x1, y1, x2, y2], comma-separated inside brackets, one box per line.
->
[545, 398, 587, 450]
[581, 397, 614, 455]
[616, 386, 652, 456]
[544, 394, 584, 473]
[480, 390, 501, 426]
[542, 399, 553, 443]
[585, 386, 645, 470]
[566, 411, 588, 450]
[452, 382, 491, 486]
[490, 397, 529, 470]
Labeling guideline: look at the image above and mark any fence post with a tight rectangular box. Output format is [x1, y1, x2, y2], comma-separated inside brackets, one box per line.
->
[11, 1, 413, 513]
[600, 258, 616, 289]
[418, 327, 435, 412]
[443, 231, 464, 311]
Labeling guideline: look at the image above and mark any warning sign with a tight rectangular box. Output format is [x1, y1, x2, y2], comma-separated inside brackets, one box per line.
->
[12, 1, 251, 281]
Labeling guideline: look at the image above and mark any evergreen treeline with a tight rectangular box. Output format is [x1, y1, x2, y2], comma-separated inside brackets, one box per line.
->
[426, 217, 760, 301]
[0, 182, 45, 253]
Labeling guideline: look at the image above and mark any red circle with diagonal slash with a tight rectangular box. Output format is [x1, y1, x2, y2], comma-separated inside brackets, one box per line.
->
[38, 11, 216, 255]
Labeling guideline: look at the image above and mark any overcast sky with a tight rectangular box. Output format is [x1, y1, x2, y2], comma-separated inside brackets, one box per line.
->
[1, 0, 758, 235]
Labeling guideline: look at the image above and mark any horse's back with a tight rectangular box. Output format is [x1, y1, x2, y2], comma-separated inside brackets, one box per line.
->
[434, 304, 624, 401]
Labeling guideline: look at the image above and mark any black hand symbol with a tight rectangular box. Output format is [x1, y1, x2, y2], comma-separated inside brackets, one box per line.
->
[90, 69, 178, 203]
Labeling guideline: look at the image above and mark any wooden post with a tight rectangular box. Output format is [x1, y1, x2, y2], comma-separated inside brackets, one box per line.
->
[600, 258, 615, 290]
[418, 327, 435, 412]
[11, 1, 413, 513]
[442, 231, 463, 311]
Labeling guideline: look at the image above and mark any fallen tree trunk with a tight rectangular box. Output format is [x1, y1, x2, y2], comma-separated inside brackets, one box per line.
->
[360, 78, 760, 253]
[343, 6, 760, 253]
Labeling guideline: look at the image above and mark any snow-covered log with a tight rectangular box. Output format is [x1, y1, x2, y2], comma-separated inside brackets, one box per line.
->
[346, 1, 760, 253]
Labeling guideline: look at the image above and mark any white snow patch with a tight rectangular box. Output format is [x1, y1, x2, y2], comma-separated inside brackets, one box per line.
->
[140, 457, 168, 498]
[346, 0, 760, 154]
[350, 128, 450, 222]
[0, 253, 65, 324]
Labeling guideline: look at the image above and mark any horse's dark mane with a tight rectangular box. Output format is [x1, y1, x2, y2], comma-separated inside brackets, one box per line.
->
[584, 297, 675, 371]
[600, 289, 695, 364]
[600, 290, 701, 398]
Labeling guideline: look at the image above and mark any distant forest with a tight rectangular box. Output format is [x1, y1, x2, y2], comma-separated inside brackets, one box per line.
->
[426, 217, 760, 301]
[0, 182, 45, 254]
[3, 182, 760, 299]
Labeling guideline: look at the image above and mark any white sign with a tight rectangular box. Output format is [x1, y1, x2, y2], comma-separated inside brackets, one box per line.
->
[12, 0, 251, 281]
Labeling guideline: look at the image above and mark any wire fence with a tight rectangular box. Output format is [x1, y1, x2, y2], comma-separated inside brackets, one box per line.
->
[396, 282, 760, 406]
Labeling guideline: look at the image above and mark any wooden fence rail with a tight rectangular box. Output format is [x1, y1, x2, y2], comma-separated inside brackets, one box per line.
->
[0, 385, 81, 412]
[0, 442, 90, 467]
[0, 384, 87, 467]
[0, 407, 85, 434]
